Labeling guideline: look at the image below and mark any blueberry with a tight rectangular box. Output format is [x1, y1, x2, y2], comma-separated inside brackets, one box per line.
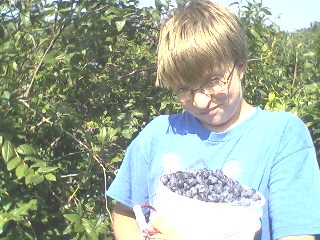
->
[213, 184, 223, 194]
[252, 193, 261, 201]
[209, 193, 221, 203]
[189, 186, 198, 196]
[160, 169, 261, 206]
[188, 178, 198, 187]
[197, 184, 207, 193]
[184, 190, 193, 198]
[214, 169, 224, 179]
[208, 175, 218, 184]
[199, 192, 208, 201]
[241, 189, 255, 198]
[160, 175, 169, 185]
[177, 179, 184, 189]
[175, 189, 184, 195]
[196, 174, 204, 183]
[193, 195, 201, 200]
[232, 187, 241, 198]
[223, 185, 232, 193]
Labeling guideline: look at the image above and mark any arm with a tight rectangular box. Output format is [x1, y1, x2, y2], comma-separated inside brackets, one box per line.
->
[267, 114, 320, 239]
[278, 236, 315, 240]
[112, 202, 143, 240]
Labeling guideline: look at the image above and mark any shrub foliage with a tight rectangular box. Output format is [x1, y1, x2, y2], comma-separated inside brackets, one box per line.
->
[0, 0, 319, 239]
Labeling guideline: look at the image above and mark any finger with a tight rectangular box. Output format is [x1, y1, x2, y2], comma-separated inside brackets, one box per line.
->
[222, 160, 242, 180]
[149, 212, 176, 235]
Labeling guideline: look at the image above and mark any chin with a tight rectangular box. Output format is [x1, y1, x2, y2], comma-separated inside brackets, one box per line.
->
[200, 117, 229, 131]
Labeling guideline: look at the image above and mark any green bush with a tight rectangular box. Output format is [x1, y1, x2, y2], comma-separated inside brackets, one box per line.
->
[0, 0, 319, 239]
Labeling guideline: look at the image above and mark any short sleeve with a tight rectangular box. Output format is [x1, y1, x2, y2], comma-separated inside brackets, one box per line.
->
[269, 114, 320, 239]
[106, 138, 149, 208]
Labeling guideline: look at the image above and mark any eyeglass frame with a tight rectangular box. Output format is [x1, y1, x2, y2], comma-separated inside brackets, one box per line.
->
[175, 62, 237, 103]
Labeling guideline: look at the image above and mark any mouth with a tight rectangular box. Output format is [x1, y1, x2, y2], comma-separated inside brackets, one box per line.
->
[199, 105, 219, 115]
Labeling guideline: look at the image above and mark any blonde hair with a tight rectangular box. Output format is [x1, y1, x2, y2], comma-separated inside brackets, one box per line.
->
[156, 0, 248, 89]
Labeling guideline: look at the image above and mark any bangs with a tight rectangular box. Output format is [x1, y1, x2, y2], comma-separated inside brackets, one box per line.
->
[156, 0, 247, 89]
[158, 22, 231, 89]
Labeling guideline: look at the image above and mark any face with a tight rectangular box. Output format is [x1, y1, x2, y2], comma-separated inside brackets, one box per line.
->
[177, 63, 246, 132]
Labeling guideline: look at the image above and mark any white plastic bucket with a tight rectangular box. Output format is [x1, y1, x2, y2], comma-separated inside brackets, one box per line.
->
[152, 181, 265, 240]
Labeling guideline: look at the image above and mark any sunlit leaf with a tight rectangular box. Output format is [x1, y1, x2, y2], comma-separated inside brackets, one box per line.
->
[0, 218, 9, 234]
[16, 144, 37, 156]
[2, 140, 15, 162]
[44, 173, 57, 181]
[15, 163, 28, 179]
[7, 156, 21, 171]
[261, 8, 271, 15]
[64, 214, 81, 223]
[116, 20, 126, 32]
[37, 166, 59, 173]
[25, 172, 44, 185]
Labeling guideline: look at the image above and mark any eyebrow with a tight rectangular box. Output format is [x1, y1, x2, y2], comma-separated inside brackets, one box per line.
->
[208, 69, 225, 76]
[176, 68, 226, 92]
[176, 87, 190, 93]
[202, 72, 224, 83]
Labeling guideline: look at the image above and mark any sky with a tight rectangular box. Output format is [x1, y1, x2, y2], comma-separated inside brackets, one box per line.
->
[138, 0, 320, 32]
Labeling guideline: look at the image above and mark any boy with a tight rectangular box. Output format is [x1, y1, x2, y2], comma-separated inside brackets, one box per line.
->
[107, 1, 320, 239]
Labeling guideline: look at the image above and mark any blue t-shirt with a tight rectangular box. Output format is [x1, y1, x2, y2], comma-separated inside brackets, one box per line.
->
[107, 106, 320, 240]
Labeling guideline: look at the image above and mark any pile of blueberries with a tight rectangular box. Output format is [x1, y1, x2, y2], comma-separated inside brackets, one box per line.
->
[159, 169, 261, 205]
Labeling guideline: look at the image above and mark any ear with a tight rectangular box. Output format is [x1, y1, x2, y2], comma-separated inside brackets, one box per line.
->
[237, 62, 247, 80]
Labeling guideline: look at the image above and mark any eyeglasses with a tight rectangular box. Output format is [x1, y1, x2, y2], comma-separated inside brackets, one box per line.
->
[176, 63, 236, 103]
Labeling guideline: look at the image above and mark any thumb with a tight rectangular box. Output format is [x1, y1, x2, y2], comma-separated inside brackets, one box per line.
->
[149, 212, 194, 240]
[222, 160, 242, 180]
[149, 212, 176, 235]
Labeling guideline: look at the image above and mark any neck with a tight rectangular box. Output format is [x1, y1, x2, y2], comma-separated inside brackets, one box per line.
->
[225, 100, 254, 131]
[204, 99, 254, 133]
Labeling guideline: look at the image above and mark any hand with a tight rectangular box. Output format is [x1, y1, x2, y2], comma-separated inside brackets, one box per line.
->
[148, 209, 262, 240]
[148, 212, 187, 240]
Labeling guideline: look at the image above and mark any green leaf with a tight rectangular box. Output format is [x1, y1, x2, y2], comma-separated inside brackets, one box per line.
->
[0, 217, 9, 234]
[303, 52, 316, 57]
[303, 62, 314, 69]
[64, 213, 83, 232]
[25, 172, 44, 185]
[64, 214, 81, 223]
[15, 163, 28, 179]
[229, 2, 239, 7]
[20, 12, 31, 26]
[44, 173, 57, 181]
[16, 144, 37, 156]
[2, 199, 12, 211]
[121, 129, 133, 139]
[74, 221, 84, 233]
[30, 161, 47, 168]
[63, 224, 73, 234]
[268, 92, 276, 102]
[261, 7, 271, 16]
[82, 218, 99, 240]
[109, 156, 122, 164]
[43, 53, 57, 64]
[7, 156, 21, 171]
[250, 28, 261, 40]
[1, 90, 11, 100]
[2, 140, 15, 162]
[116, 20, 126, 32]
[155, 0, 167, 10]
[10, 199, 38, 218]
[37, 166, 60, 174]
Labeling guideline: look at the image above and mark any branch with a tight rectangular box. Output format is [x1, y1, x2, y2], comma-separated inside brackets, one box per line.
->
[117, 66, 157, 80]
[247, 56, 270, 62]
[24, 26, 64, 98]
[24, 2, 76, 98]
[64, 130, 112, 221]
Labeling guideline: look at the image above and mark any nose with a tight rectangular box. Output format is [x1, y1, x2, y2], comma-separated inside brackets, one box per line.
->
[193, 92, 211, 109]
